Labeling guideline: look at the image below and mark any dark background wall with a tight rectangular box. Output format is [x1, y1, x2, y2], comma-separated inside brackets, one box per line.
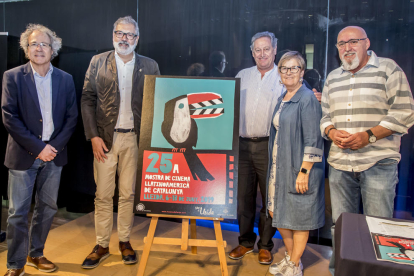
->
[0, 0, 413, 220]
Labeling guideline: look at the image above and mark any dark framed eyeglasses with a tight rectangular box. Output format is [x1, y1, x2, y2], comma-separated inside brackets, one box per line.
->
[336, 38, 367, 49]
[279, 66, 301, 74]
[28, 42, 51, 49]
[114, 31, 137, 40]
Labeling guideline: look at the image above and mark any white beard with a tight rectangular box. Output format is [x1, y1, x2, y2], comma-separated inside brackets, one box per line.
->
[341, 52, 360, 71]
[113, 41, 137, 56]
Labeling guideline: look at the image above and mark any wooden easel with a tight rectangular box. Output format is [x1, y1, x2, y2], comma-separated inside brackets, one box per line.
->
[137, 214, 228, 276]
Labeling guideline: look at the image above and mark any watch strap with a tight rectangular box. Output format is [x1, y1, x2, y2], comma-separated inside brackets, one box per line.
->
[326, 127, 336, 141]
[366, 129, 374, 137]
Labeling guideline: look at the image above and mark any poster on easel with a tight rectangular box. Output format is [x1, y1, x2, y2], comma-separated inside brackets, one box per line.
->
[134, 75, 240, 219]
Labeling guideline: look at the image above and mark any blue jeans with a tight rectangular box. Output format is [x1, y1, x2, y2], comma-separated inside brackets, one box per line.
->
[6, 159, 62, 269]
[328, 158, 398, 275]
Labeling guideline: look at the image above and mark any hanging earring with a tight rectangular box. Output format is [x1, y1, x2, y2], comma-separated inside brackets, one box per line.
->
[279, 80, 283, 85]
[300, 77, 303, 83]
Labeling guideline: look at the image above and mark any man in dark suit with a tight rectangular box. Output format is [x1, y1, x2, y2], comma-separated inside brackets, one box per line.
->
[1, 24, 78, 276]
[81, 16, 160, 269]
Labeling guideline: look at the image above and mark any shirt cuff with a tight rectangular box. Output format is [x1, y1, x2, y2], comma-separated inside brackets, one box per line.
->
[379, 121, 408, 136]
[303, 153, 322, 162]
[304, 146, 323, 156]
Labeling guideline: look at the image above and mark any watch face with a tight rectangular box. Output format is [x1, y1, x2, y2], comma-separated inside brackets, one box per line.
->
[369, 136, 377, 143]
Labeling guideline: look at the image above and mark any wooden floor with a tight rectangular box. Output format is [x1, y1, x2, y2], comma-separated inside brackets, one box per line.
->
[0, 212, 332, 275]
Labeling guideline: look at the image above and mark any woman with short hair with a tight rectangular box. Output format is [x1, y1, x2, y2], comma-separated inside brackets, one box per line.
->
[267, 51, 325, 276]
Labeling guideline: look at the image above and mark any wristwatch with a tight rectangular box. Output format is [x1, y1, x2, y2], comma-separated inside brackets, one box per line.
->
[366, 129, 377, 143]
[300, 168, 309, 174]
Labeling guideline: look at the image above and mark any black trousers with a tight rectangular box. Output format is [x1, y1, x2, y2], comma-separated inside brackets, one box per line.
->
[237, 138, 277, 250]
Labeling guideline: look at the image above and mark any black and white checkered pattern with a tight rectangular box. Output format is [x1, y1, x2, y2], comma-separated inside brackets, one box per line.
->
[189, 98, 223, 109]
[190, 108, 224, 116]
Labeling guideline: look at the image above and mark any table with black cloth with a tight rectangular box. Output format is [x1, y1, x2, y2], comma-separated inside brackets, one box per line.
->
[335, 212, 414, 276]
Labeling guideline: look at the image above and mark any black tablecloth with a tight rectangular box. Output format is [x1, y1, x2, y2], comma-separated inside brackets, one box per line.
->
[335, 212, 414, 276]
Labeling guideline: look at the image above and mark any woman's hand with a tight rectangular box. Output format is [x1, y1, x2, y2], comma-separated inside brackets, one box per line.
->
[296, 172, 309, 194]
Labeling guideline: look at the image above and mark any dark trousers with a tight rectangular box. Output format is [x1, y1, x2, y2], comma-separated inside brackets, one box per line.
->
[237, 138, 276, 250]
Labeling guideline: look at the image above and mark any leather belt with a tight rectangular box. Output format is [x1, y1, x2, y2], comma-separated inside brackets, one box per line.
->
[240, 136, 269, 142]
[114, 128, 135, 133]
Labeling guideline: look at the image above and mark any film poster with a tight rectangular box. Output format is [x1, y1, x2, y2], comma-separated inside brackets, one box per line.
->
[134, 76, 240, 219]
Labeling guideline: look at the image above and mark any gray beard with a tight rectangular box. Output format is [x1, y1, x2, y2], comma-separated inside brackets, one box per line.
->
[113, 41, 137, 56]
[341, 54, 360, 71]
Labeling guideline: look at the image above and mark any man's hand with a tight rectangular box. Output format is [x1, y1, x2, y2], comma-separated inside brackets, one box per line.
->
[312, 88, 322, 103]
[329, 129, 352, 149]
[296, 172, 310, 194]
[341, 132, 369, 150]
[37, 144, 57, 162]
[91, 137, 108, 163]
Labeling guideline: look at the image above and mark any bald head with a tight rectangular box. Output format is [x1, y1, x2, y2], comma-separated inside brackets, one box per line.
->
[338, 26, 367, 40]
[336, 26, 370, 73]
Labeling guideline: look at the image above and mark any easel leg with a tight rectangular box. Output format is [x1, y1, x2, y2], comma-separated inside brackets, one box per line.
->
[190, 219, 197, 254]
[213, 220, 229, 276]
[181, 218, 189, 250]
[137, 217, 159, 276]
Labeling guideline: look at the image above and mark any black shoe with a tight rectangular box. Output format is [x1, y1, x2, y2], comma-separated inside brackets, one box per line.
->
[119, 241, 138, 264]
[81, 245, 110, 269]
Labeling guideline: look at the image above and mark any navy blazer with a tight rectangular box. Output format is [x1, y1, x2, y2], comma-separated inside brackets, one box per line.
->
[1, 62, 78, 170]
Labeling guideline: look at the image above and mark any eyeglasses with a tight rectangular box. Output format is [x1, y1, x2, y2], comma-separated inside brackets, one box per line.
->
[336, 38, 367, 49]
[253, 47, 273, 55]
[279, 66, 301, 74]
[28, 42, 51, 49]
[114, 31, 137, 40]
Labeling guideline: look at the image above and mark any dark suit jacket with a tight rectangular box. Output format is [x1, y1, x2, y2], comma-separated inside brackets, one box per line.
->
[81, 51, 160, 151]
[1, 62, 78, 170]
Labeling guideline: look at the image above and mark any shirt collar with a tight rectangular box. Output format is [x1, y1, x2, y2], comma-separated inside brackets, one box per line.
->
[340, 50, 378, 75]
[30, 62, 53, 78]
[115, 51, 136, 65]
[255, 63, 277, 76]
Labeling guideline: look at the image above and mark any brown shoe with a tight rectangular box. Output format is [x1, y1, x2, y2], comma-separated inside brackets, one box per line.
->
[258, 249, 273, 265]
[4, 268, 24, 276]
[26, 256, 57, 272]
[228, 245, 254, 260]
[81, 245, 110, 269]
[119, 241, 138, 264]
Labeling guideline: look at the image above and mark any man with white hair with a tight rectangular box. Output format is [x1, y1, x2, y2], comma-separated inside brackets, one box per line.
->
[2, 24, 78, 276]
[81, 16, 160, 269]
[320, 26, 414, 274]
[228, 31, 282, 265]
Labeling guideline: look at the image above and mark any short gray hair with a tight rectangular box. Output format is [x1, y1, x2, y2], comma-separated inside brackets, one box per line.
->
[113, 16, 139, 36]
[278, 51, 306, 72]
[20, 24, 62, 60]
[250, 31, 278, 51]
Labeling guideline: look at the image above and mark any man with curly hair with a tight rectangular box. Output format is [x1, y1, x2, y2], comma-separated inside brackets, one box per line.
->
[1, 24, 78, 276]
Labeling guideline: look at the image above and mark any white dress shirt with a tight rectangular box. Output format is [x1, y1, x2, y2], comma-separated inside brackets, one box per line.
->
[236, 65, 283, 138]
[114, 51, 135, 129]
[31, 62, 54, 141]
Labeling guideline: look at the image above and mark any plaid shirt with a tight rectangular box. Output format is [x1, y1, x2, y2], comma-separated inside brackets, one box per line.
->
[320, 51, 414, 172]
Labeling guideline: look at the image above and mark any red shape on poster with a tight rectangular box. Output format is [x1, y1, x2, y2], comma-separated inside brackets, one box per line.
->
[141, 150, 227, 205]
